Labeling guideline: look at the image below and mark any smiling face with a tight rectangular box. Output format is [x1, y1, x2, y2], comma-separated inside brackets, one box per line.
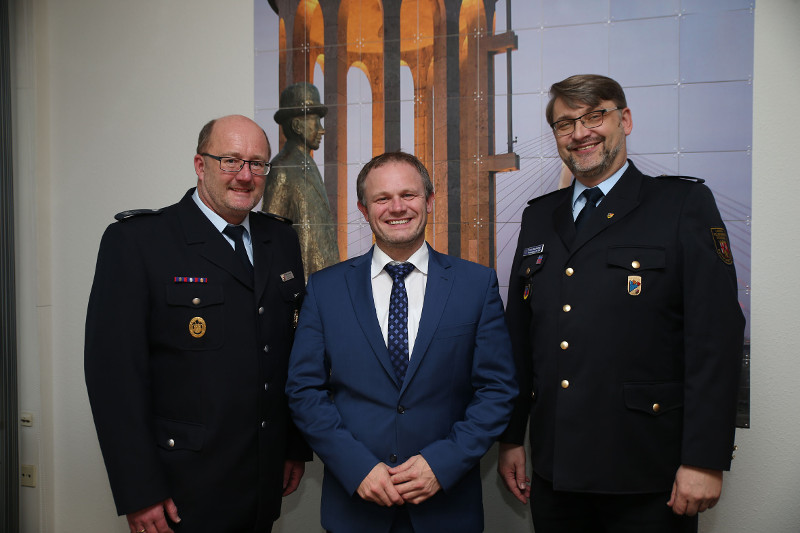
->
[357, 161, 434, 261]
[194, 115, 270, 224]
[552, 97, 632, 187]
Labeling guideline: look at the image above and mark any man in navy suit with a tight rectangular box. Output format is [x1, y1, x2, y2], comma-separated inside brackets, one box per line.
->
[286, 151, 517, 533]
[498, 75, 745, 532]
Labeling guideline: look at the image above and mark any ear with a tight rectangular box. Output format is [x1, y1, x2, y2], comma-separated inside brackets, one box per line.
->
[357, 201, 369, 222]
[194, 154, 205, 180]
[621, 107, 633, 136]
[291, 117, 303, 135]
[425, 192, 435, 214]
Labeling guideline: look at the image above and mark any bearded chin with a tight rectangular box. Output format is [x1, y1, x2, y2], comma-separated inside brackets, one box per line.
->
[566, 140, 622, 179]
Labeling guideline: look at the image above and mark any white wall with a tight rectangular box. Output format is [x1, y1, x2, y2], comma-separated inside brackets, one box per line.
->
[11, 0, 800, 532]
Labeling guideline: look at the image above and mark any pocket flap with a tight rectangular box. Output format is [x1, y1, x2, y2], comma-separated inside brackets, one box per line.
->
[607, 246, 666, 271]
[154, 417, 205, 451]
[623, 381, 683, 416]
[165, 284, 223, 308]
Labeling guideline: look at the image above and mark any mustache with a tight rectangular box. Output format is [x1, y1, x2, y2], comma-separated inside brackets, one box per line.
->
[567, 136, 604, 150]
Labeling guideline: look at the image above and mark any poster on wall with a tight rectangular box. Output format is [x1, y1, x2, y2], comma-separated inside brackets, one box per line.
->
[255, 0, 752, 427]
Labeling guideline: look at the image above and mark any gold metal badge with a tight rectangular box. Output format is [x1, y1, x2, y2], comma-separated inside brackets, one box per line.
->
[189, 317, 206, 338]
[628, 276, 642, 296]
[292, 309, 299, 329]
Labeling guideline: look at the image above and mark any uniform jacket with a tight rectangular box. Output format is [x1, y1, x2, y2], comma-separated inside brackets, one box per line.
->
[85, 189, 311, 532]
[286, 244, 518, 533]
[502, 161, 745, 494]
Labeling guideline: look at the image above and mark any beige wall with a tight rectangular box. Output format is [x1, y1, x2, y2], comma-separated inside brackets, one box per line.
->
[11, 0, 800, 531]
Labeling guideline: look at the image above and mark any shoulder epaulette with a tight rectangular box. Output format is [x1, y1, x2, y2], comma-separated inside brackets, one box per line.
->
[114, 208, 163, 221]
[256, 211, 293, 225]
[655, 175, 705, 184]
[527, 187, 568, 205]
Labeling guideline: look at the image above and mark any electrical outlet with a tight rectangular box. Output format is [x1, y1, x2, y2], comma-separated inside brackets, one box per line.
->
[21, 464, 37, 487]
[20, 412, 34, 427]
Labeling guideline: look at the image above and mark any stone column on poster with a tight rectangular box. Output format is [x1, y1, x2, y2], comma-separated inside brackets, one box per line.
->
[262, 82, 340, 280]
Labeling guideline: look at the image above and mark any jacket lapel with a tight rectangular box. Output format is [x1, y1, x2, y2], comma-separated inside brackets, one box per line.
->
[402, 246, 453, 393]
[178, 190, 254, 289]
[570, 162, 643, 254]
[251, 219, 274, 303]
[346, 250, 401, 386]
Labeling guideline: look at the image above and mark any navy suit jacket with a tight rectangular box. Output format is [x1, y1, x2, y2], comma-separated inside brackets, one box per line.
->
[286, 244, 517, 533]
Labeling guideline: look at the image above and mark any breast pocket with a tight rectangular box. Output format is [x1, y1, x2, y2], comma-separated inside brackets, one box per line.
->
[607, 246, 665, 296]
[517, 253, 547, 301]
[164, 284, 225, 350]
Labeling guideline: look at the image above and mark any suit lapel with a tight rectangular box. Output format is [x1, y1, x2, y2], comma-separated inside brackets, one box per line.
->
[178, 190, 254, 289]
[345, 250, 401, 386]
[251, 218, 273, 302]
[402, 246, 453, 393]
[553, 185, 577, 250]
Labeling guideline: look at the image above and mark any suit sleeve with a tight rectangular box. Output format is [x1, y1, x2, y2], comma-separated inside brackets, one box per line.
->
[679, 184, 745, 470]
[500, 212, 534, 445]
[417, 268, 518, 490]
[84, 223, 170, 515]
[285, 276, 382, 495]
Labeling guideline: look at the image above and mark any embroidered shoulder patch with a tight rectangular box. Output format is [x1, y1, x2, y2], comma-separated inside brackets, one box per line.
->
[710, 227, 733, 265]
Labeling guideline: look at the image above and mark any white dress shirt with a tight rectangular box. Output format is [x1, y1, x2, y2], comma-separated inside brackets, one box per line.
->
[371, 243, 429, 359]
[192, 189, 253, 263]
[571, 160, 628, 220]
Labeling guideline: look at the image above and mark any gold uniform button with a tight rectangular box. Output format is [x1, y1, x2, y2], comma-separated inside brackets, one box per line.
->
[560, 341, 569, 350]
[561, 380, 570, 389]
[167, 439, 175, 448]
[258, 306, 265, 315]
[525, 267, 531, 276]
[192, 297, 201, 305]
[631, 260, 641, 269]
[565, 267, 574, 276]
[652, 403, 661, 413]
[563, 304, 571, 312]
[530, 391, 536, 399]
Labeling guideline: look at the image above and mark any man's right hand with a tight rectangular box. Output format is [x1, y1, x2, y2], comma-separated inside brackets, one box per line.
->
[498, 443, 531, 504]
[126, 498, 180, 533]
[357, 463, 405, 507]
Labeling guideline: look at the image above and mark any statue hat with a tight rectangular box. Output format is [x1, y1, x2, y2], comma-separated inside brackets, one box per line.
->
[274, 82, 328, 123]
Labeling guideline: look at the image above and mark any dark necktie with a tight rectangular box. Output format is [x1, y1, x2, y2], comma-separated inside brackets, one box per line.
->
[223, 224, 254, 280]
[385, 262, 415, 383]
[574, 187, 605, 232]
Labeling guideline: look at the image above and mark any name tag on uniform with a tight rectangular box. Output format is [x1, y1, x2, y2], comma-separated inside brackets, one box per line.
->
[523, 244, 544, 257]
[280, 271, 295, 282]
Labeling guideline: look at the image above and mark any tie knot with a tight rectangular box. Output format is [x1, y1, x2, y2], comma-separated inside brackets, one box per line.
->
[223, 224, 246, 242]
[582, 187, 604, 205]
[385, 262, 414, 282]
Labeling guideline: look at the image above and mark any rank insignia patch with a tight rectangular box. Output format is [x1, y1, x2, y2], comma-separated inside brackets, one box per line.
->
[628, 276, 642, 296]
[189, 316, 207, 338]
[710, 227, 733, 265]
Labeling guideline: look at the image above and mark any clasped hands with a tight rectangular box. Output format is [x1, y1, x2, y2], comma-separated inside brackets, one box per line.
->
[357, 454, 441, 507]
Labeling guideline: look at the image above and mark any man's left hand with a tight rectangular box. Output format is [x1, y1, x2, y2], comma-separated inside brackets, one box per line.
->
[667, 465, 723, 516]
[282, 459, 306, 496]
[388, 455, 441, 504]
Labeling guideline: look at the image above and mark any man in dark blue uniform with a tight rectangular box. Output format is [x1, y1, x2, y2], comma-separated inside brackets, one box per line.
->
[498, 75, 745, 532]
[85, 115, 310, 533]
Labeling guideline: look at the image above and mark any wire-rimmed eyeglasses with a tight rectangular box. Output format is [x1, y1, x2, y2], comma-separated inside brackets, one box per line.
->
[201, 153, 271, 176]
[550, 108, 621, 137]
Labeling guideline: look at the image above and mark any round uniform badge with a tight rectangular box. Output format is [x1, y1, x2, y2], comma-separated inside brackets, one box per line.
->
[189, 317, 207, 338]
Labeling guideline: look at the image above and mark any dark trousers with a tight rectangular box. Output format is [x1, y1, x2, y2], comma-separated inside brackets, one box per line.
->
[326, 507, 414, 533]
[530, 473, 698, 533]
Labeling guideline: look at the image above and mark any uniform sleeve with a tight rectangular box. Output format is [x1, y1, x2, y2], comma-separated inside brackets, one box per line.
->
[679, 184, 745, 470]
[84, 223, 170, 515]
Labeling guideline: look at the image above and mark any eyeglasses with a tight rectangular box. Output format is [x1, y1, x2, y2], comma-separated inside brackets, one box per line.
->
[201, 153, 271, 176]
[551, 108, 621, 137]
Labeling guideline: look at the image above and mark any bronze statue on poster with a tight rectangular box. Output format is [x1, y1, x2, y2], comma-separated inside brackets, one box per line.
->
[262, 82, 340, 279]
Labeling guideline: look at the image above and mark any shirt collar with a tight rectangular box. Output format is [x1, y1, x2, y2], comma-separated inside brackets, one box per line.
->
[572, 160, 629, 209]
[192, 188, 252, 236]
[371, 242, 429, 279]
